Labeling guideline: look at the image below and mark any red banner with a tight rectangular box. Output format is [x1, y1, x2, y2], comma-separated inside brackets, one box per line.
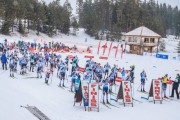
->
[78, 67, 85, 73]
[84, 56, 94, 59]
[99, 56, 108, 60]
[115, 77, 122, 82]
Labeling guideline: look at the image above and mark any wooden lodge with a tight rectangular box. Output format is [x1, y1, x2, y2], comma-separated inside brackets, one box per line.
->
[125, 26, 161, 55]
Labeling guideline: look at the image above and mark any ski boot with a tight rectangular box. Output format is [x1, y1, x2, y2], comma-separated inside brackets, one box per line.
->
[164, 96, 168, 99]
[103, 100, 105, 104]
[107, 100, 110, 104]
[109, 89, 112, 94]
[143, 89, 146, 92]
[62, 83, 65, 87]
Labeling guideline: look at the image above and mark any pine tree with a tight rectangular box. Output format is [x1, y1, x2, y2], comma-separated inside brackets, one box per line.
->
[71, 17, 79, 35]
[18, 20, 24, 34]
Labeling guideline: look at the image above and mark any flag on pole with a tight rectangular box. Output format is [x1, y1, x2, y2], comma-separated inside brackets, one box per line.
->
[115, 43, 119, 58]
[97, 40, 101, 55]
[103, 42, 107, 55]
[108, 42, 113, 56]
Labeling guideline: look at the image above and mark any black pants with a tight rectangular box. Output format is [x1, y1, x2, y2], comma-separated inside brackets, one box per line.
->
[171, 83, 179, 99]
[2, 63, 7, 70]
[30, 63, 34, 72]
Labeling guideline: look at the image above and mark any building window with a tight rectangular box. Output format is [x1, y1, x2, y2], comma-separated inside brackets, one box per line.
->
[128, 37, 132, 42]
[134, 46, 138, 50]
[144, 47, 149, 52]
[150, 38, 155, 43]
[133, 37, 137, 42]
[144, 38, 149, 43]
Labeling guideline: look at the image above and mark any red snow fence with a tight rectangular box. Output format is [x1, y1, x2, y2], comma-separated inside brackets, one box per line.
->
[99, 56, 108, 60]
[68, 55, 74, 60]
[78, 67, 85, 73]
[115, 77, 123, 82]
[84, 56, 94, 59]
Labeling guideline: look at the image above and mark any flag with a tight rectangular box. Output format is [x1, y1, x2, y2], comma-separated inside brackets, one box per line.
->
[108, 42, 113, 56]
[115, 44, 119, 58]
[103, 42, 107, 55]
[97, 40, 101, 55]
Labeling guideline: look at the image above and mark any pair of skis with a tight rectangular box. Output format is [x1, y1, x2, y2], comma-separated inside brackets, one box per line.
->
[100, 101, 120, 109]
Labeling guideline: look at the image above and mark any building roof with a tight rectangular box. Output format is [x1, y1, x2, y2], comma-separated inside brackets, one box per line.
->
[125, 26, 161, 37]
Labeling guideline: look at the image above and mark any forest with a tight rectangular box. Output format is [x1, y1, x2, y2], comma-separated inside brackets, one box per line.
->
[0, 0, 180, 38]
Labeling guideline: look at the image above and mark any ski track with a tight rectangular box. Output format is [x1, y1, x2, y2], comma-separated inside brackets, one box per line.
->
[0, 29, 180, 120]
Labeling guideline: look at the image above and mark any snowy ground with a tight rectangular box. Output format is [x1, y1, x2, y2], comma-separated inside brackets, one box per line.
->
[0, 29, 180, 120]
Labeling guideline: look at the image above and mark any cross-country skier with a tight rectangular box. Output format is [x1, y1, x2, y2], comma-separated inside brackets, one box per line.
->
[49, 57, 55, 73]
[57, 60, 64, 76]
[140, 70, 147, 92]
[109, 71, 116, 84]
[9, 56, 15, 77]
[109, 70, 116, 92]
[104, 62, 111, 78]
[19, 56, 27, 74]
[45, 53, 49, 67]
[45, 69, 51, 84]
[65, 56, 69, 65]
[36, 59, 43, 78]
[111, 64, 118, 76]
[83, 71, 93, 83]
[58, 64, 68, 87]
[71, 70, 79, 92]
[121, 67, 126, 80]
[170, 74, 180, 99]
[14, 56, 18, 72]
[30, 54, 35, 72]
[102, 77, 110, 104]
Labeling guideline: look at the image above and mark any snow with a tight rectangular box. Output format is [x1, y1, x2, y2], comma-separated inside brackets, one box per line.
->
[163, 35, 180, 53]
[0, 29, 180, 120]
[125, 26, 161, 37]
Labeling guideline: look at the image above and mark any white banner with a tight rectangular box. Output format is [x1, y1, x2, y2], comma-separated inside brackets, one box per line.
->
[122, 81, 133, 104]
[153, 79, 162, 101]
[81, 81, 89, 107]
[88, 83, 99, 108]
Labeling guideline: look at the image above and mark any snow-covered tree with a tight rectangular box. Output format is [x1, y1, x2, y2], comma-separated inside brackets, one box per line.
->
[159, 40, 166, 52]
[177, 41, 180, 53]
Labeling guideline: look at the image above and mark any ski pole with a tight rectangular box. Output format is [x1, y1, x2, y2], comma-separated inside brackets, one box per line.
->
[137, 83, 141, 91]
[51, 72, 53, 84]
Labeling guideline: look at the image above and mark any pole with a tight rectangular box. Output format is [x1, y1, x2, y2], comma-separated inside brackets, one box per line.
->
[157, 38, 160, 54]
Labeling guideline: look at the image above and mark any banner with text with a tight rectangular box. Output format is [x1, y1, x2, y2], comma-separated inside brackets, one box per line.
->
[88, 83, 99, 109]
[122, 81, 133, 104]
